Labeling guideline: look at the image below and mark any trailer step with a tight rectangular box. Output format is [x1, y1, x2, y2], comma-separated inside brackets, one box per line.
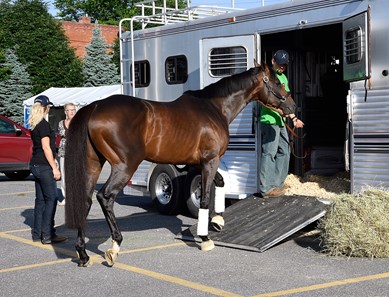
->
[177, 195, 331, 252]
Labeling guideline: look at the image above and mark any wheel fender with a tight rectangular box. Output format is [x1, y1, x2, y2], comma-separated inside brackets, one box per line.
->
[216, 160, 231, 193]
[147, 163, 187, 191]
[146, 163, 158, 192]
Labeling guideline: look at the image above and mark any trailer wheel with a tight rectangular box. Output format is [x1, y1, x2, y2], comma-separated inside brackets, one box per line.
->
[184, 169, 215, 218]
[150, 164, 182, 215]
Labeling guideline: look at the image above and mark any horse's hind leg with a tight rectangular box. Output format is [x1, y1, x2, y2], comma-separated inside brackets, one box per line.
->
[76, 228, 90, 267]
[75, 159, 101, 267]
[96, 163, 135, 266]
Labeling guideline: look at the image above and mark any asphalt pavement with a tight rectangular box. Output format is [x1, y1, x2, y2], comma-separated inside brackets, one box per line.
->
[1, 164, 389, 297]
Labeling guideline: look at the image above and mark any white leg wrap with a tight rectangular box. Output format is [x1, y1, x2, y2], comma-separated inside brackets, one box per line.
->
[197, 208, 209, 236]
[214, 186, 225, 213]
[112, 240, 120, 254]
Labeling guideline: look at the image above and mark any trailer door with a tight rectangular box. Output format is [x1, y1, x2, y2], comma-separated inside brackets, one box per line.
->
[343, 11, 370, 82]
[200, 35, 260, 197]
[342, 10, 386, 193]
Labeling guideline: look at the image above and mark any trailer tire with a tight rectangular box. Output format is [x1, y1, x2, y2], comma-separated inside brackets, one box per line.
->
[184, 169, 215, 218]
[150, 164, 183, 215]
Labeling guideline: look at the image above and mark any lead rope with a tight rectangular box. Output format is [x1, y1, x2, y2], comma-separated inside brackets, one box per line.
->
[283, 117, 307, 159]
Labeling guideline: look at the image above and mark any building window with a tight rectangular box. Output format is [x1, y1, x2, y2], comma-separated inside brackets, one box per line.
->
[209, 46, 248, 77]
[165, 55, 188, 84]
[345, 27, 363, 64]
[131, 60, 150, 87]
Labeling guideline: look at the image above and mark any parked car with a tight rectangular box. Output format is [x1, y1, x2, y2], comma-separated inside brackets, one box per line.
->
[0, 115, 32, 180]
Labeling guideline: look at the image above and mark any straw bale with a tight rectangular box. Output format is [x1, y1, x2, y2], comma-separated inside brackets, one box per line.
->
[317, 188, 389, 258]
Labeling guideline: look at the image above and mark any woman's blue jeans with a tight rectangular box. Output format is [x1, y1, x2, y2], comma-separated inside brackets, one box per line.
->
[30, 164, 57, 240]
[259, 123, 290, 195]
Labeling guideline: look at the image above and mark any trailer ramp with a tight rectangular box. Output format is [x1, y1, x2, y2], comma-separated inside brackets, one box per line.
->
[177, 195, 331, 252]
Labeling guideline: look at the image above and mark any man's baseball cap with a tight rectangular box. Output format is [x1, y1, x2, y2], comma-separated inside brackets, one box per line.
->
[274, 50, 289, 65]
[34, 95, 53, 107]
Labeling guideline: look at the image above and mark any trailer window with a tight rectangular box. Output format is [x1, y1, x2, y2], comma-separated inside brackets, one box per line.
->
[209, 46, 247, 77]
[131, 60, 150, 87]
[344, 27, 362, 64]
[165, 55, 188, 84]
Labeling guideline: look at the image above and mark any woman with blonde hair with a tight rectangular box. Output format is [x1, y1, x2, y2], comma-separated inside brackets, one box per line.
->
[57, 102, 76, 205]
[29, 95, 67, 244]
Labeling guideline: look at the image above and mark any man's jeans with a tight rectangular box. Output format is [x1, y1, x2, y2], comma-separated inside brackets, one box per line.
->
[30, 164, 57, 240]
[259, 123, 290, 195]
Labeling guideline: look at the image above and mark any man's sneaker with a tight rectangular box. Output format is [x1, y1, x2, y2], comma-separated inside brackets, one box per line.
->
[58, 199, 65, 206]
[279, 184, 290, 191]
[41, 234, 67, 244]
[263, 188, 285, 198]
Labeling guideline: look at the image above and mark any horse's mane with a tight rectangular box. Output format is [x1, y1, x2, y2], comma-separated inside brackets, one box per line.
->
[184, 64, 277, 98]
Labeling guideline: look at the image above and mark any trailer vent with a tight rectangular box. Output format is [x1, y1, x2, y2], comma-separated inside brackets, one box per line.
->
[345, 28, 362, 64]
[209, 46, 247, 77]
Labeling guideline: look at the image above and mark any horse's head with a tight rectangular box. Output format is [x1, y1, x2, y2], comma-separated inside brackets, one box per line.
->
[249, 61, 296, 116]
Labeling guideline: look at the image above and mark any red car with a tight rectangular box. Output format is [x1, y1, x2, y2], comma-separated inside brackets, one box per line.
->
[0, 115, 32, 180]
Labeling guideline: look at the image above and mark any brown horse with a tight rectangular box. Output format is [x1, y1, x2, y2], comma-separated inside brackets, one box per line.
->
[64, 62, 296, 267]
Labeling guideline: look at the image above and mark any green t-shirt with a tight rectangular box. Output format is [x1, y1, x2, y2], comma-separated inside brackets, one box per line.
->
[260, 72, 290, 126]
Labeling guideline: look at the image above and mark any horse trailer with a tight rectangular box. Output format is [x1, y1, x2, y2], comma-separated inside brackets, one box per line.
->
[119, 0, 389, 217]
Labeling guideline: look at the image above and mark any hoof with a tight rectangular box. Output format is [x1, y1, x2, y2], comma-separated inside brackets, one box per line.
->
[200, 239, 215, 251]
[76, 251, 91, 267]
[78, 260, 91, 267]
[105, 248, 118, 267]
[210, 215, 224, 232]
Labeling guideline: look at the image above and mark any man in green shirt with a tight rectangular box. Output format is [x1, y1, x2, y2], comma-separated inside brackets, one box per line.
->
[257, 50, 304, 198]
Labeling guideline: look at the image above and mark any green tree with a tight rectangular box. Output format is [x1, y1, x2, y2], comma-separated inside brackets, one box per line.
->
[0, 50, 11, 81]
[83, 25, 120, 86]
[0, 48, 33, 124]
[0, 0, 84, 94]
[53, 0, 187, 25]
[111, 38, 120, 74]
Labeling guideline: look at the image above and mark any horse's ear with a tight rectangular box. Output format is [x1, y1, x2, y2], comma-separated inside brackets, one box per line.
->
[254, 59, 260, 68]
[260, 61, 270, 74]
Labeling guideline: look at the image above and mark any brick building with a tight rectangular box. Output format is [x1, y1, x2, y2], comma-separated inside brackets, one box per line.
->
[62, 16, 119, 58]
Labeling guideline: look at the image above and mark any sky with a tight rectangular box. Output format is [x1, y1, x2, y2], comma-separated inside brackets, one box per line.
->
[47, 0, 289, 16]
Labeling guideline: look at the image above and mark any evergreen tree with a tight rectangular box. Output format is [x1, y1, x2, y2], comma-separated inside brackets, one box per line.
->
[83, 25, 120, 87]
[0, 48, 33, 124]
[0, 0, 83, 94]
[0, 50, 11, 81]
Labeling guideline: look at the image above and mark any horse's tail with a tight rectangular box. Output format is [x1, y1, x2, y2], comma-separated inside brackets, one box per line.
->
[64, 103, 96, 229]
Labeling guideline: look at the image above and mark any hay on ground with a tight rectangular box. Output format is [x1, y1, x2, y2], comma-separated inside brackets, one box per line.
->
[317, 188, 389, 258]
[284, 172, 350, 199]
[283, 172, 389, 258]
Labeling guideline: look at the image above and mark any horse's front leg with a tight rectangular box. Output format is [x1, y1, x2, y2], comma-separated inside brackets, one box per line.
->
[76, 228, 90, 267]
[96, 190, 123, 267]
[197, 158, 220, 251]
[210, 185, 225, 232]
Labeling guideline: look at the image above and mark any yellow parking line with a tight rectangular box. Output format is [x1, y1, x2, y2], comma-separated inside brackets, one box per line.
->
[120, 242, 187, 253]
[0, 191, 34, 196]
[0, 259, 71, 273]
[4, 231, 389, 297]
[0, 232, 241, 297]
[0, 232, 76, 257]
[0, 205, 33, 211]
[114, 262, 243, 297]
[250, 272, 389, 297]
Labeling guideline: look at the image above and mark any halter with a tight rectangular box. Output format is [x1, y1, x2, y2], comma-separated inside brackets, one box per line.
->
[261, 72, 289, 110]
